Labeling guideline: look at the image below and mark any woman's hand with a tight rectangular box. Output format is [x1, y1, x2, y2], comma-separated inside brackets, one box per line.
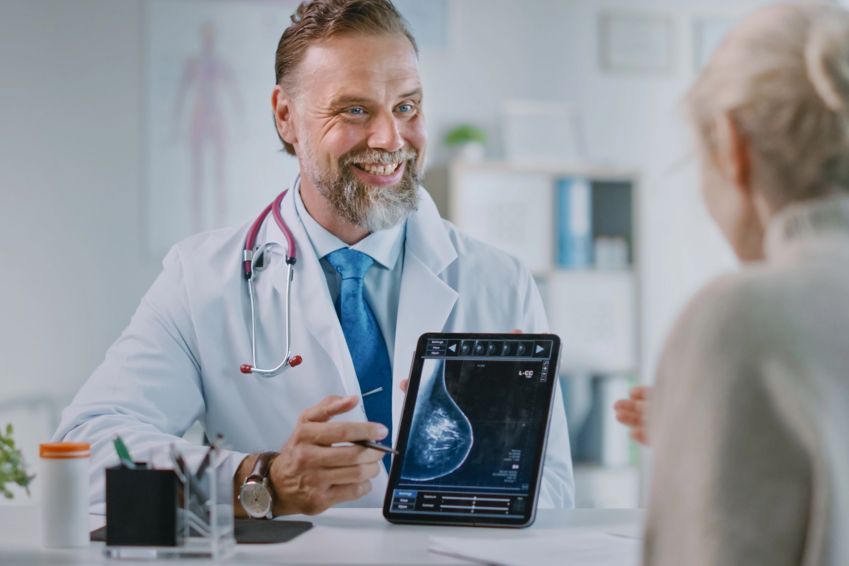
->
[613, 386, 651, 445]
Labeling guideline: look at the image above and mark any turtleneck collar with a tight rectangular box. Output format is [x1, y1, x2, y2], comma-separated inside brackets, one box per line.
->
[764, 192, 849, 261]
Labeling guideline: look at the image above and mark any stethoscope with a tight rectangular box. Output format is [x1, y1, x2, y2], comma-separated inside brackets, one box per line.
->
[238, 188, 303, 377]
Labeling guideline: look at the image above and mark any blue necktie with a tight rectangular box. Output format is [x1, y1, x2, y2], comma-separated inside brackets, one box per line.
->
[325, 248, 393, 470]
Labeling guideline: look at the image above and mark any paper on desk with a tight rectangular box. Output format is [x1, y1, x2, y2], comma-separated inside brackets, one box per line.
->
[429, 529, 640, 566]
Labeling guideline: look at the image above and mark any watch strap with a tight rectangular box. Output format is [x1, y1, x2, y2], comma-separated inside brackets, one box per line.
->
[245, 451, 277, 484]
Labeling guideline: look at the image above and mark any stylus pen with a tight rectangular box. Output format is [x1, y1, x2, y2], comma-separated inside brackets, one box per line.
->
[352, 440, 398, 455]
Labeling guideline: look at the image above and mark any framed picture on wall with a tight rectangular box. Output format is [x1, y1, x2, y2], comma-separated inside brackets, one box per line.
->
[598, 11, 674, 74]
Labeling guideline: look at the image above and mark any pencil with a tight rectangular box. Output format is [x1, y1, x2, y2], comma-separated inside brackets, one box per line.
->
[352, 440, 398, 455]
[112, 435, 136, 469]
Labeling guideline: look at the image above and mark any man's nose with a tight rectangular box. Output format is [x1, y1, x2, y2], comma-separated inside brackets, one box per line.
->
[367, 111, 404, 153]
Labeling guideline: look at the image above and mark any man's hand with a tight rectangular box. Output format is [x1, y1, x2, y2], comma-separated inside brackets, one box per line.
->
[236, 395, 387, 517]
[613, 386, 650, 445]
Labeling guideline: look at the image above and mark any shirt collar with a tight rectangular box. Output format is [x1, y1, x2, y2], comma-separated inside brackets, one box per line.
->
[294, 182, 406, 270]
[764, 191, 849, 260]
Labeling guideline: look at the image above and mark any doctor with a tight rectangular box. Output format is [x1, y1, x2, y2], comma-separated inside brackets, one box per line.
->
[54, 0, 574, 516]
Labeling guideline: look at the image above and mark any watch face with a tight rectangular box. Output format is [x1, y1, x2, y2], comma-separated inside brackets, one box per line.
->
[239, 480, 272, 518]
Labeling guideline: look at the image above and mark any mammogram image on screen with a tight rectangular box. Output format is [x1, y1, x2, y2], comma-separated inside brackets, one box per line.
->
[400, 356, 548, 490]
[401, 358, 474, 481]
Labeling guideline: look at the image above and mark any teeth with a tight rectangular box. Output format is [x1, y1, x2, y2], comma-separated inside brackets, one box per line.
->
[357, 162, 399, 176]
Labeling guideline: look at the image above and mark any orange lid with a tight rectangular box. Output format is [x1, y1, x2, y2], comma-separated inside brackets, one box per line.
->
[40, 442, 91, 459]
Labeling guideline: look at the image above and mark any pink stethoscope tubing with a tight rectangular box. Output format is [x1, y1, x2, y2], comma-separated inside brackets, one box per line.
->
[239, 189, 303, 377]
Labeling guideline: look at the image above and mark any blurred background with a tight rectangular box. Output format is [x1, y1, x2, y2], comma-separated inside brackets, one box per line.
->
[1, 0, 813, 506]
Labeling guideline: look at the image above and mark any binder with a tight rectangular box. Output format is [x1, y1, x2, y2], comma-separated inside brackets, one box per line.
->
[556, 177, 592, 267]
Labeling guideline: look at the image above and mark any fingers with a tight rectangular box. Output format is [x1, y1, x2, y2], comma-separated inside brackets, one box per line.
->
[275, 400, 387, 515]
[615, 400, 645, 423]
[296, 420, 388, 446]
[299, 395, 359, 423]
[616, 410, 642, 427]
[307, 444, 384, 467]
[630, 427, 649, 445]
[322, 462, 381, 485]
[614, 399, 645, 415]
[630, 386, 649, 401]
[511, 329, 523, 334]
[400, 378, 409, 393]
[279, 476, 374, 516]
[327, 481, 373, 506]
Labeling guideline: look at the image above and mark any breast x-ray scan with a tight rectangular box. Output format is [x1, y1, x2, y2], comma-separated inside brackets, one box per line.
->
[385, 333, 560, 527]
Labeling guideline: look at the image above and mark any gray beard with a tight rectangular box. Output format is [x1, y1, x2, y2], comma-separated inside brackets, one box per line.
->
[334, 172, 419, 231]
[310, 154, 421, 232]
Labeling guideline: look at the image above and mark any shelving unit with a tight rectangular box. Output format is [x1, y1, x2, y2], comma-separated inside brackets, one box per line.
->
[447, 160, 642, 508]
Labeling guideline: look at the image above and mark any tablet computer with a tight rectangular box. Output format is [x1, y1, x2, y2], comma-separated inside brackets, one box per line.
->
[383, 332, 562, 528]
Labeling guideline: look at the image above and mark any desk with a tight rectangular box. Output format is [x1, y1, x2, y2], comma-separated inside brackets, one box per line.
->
[0, 505, 643, 565]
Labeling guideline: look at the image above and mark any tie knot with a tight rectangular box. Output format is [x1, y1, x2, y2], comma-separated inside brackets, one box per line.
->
[325, 248, 374, 280]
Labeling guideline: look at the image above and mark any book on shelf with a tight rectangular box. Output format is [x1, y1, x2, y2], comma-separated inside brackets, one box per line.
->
[556, 177, 592, 268]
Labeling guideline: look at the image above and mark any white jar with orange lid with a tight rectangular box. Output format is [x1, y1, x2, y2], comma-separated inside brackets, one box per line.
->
[39, 442, 91, 548]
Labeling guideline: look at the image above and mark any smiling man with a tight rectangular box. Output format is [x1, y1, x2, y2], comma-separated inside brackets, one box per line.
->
[54, 0, 574, 518]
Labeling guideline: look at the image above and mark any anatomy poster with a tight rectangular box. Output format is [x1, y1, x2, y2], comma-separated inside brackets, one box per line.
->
[145, 0, 300, 258]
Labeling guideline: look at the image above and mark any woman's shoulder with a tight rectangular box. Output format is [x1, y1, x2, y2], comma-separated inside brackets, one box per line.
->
[679, 268, 771, 329]
[659, 265, 788, 371]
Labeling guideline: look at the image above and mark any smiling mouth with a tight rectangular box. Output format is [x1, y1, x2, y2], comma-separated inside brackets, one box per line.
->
[352, 162, 402, 176]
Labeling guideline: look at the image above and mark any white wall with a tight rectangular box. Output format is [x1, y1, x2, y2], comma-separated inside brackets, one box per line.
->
[0, 0, 770, 472]
[0, 0, 158, 402]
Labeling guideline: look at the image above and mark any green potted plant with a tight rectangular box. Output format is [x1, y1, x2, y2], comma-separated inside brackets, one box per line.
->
[0, 423, 34, 498]
[444, 124, 487, 162]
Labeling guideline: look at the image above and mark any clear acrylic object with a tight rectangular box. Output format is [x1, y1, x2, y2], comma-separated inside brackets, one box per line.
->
[104, 447, 235, 560]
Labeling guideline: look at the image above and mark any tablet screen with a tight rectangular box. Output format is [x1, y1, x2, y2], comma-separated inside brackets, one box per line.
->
[384, 333, 561, 527]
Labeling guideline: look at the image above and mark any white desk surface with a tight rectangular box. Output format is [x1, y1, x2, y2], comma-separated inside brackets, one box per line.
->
[0, 504, 643, 565]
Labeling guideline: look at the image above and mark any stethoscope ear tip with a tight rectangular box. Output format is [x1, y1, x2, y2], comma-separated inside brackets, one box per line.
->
[239, 356, 302, 376]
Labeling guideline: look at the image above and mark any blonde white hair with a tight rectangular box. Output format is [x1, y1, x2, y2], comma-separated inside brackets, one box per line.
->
[688, 2, 849, 206]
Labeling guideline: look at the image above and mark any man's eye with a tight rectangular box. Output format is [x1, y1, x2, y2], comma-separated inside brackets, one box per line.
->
[347, 107, 366, 116]
[397, 103, 415, 114]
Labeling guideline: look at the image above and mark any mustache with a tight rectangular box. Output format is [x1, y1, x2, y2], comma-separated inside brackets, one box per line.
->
[341, 148, 418, 166]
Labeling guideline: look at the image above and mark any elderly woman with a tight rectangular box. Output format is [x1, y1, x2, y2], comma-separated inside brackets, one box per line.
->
[635, 3, 849, 565]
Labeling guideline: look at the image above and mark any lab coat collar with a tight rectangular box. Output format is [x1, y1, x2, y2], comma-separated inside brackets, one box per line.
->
[390, 188, 459, 436]
[403, 187, 458, 276]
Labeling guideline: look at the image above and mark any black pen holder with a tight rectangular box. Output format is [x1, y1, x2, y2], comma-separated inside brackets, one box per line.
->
[105, 466, 179, 547]
[103, 449, 235, 559]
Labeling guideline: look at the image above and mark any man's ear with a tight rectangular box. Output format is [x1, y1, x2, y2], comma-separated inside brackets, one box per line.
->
[713, 112, 752, 197]
[271, 85, 298, 149]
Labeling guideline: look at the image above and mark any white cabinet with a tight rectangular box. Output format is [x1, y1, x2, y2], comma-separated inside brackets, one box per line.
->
[450, 169, 554, 275]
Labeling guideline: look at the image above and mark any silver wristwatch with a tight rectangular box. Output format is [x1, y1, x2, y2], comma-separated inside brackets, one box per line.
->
[238, 452, 276, 519]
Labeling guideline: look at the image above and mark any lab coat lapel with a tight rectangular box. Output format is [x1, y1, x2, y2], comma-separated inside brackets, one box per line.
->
[266, 189, 361, 399]
[392, 190, 458, 437]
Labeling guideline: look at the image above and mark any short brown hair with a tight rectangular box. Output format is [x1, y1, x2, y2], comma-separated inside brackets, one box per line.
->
[274, 0, 418, 155]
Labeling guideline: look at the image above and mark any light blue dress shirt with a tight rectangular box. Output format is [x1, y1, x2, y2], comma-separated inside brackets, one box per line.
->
[294, 186, 406, 363]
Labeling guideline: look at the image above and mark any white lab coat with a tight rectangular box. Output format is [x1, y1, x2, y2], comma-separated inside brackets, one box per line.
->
[55, 187, 575, 510]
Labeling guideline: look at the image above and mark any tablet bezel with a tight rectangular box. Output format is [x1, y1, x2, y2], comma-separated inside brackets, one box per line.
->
[383, 332, 562, 528]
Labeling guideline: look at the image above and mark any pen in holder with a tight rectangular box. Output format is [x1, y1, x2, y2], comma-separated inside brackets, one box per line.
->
[104, 444, 235, 559]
